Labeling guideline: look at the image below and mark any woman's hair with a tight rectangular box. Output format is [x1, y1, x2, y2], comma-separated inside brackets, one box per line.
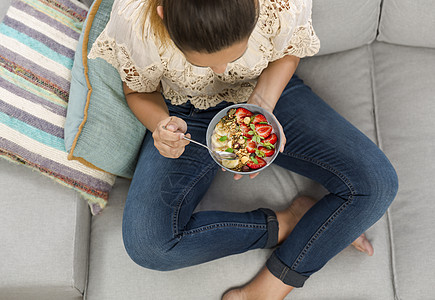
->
[145, 0, 259, 53]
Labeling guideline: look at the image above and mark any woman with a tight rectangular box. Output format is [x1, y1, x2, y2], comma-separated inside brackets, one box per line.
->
[89, 0, 398, 299]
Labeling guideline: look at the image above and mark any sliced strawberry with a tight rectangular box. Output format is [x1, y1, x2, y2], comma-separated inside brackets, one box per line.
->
[251, 114, 267, 124]
[246, 139, 256, 153]
[235, 107, 253, 124]
[239, 123, 254, 137]
[263, 133, 278, 145]
[258, 146, 275, 157]
[246, 156, 267, 170]
[255, 123, 272, 139]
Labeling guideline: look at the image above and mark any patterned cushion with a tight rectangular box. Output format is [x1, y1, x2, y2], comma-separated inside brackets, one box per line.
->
[0, 0, 116, 214]
[65, 0, 146, 179]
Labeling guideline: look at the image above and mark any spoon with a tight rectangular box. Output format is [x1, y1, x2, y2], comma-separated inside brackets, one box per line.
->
[162, 126, 237, 160]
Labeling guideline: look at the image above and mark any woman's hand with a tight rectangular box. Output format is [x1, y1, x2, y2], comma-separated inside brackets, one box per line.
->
[221, 167, 261, 180]
[274, 118, 286, 153]
[153, 116, 190, 158]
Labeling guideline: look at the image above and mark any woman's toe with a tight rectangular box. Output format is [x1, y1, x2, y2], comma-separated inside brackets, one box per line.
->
[352, 233, 374, 256]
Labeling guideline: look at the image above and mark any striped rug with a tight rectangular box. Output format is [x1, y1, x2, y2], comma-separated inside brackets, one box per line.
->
[0, 0, 116, 214]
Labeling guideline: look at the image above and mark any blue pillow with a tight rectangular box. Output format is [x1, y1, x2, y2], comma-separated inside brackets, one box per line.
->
[66, 0, 147, 178]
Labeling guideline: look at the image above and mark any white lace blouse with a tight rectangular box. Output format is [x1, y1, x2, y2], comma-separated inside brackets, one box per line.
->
[88, 0, 320, 109]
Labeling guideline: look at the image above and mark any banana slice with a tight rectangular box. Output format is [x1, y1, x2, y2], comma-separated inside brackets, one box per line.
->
[214, 123, 225, 136]
[221, 159, 239, 169]
[216, 128, 228, 136]
[212, 133, 228, 149]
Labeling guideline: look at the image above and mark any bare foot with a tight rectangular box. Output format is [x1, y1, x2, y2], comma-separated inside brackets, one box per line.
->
[222, 288, 246, 300]
[276, 196, 374, 256]
[351, 233, 374, 256]
[222, 268, 293, 300]
[276, 196, 317, 244]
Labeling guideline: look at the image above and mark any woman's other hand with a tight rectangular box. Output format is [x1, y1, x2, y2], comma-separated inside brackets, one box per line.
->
[222, 167, 260, 180]
[275, 118, 286, 153]
[153, 116, 190, 158]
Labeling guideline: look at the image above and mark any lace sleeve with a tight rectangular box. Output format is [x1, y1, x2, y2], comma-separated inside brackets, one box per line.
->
[88, 31, 163, 93]
[270, 0, 320, 61]
[87, 0, 163, 93]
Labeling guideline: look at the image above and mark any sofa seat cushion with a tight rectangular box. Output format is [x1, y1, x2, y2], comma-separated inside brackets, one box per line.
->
[372, 42, 435, 299]
[86, 45, 395, 299]
[87, 179, 393, 299]
[0, 160, 91, 300]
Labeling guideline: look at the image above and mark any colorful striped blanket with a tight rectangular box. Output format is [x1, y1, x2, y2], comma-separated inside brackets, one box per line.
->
[0, 0, 116, 214]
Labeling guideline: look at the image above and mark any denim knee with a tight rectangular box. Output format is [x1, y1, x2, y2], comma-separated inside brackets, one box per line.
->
[354, 153, 399, 218]
[122, 221, 178, 271]
[122, 205, 179, 271]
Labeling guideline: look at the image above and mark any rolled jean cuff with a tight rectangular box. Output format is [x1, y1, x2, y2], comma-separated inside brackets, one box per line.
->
[258, 208, 278, 248]
[266, 252, 309, 288]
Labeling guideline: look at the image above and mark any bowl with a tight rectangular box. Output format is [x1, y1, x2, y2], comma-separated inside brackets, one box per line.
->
[206, 103, 282, 175]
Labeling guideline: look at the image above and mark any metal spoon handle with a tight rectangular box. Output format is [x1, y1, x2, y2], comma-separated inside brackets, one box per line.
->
[182, 136, 211, 151]
[162, 126, 209, 150]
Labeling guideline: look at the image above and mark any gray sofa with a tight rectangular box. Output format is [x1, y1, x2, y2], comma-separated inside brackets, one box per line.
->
[1, 0, 434, 299]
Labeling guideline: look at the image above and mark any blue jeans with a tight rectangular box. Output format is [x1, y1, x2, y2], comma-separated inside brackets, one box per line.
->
[122, 75, 398, 287]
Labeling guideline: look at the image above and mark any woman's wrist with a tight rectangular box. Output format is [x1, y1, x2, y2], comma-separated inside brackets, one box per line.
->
[123, 87, 170, 132]
[248, 55, 300, 113]
[247, 90, 277, 113]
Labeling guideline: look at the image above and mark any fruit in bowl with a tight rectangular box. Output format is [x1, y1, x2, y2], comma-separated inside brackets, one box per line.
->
[206, 104, 281, 174]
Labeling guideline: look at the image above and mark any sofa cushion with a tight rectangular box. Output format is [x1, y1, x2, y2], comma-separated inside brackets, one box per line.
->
[0, 0, 115, 214]
[312, 0, 381, 56]
[372, 42, 435, 299]
[0, 0, 11, 22]
[66, 0, 146, 179]
[86, 46, 395, 299]
[0, 160, 90, 300]
[378, 0, 435, 48]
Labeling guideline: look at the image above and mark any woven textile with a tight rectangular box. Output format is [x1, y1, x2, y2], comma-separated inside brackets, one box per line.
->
[0, 0, 116, 214]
